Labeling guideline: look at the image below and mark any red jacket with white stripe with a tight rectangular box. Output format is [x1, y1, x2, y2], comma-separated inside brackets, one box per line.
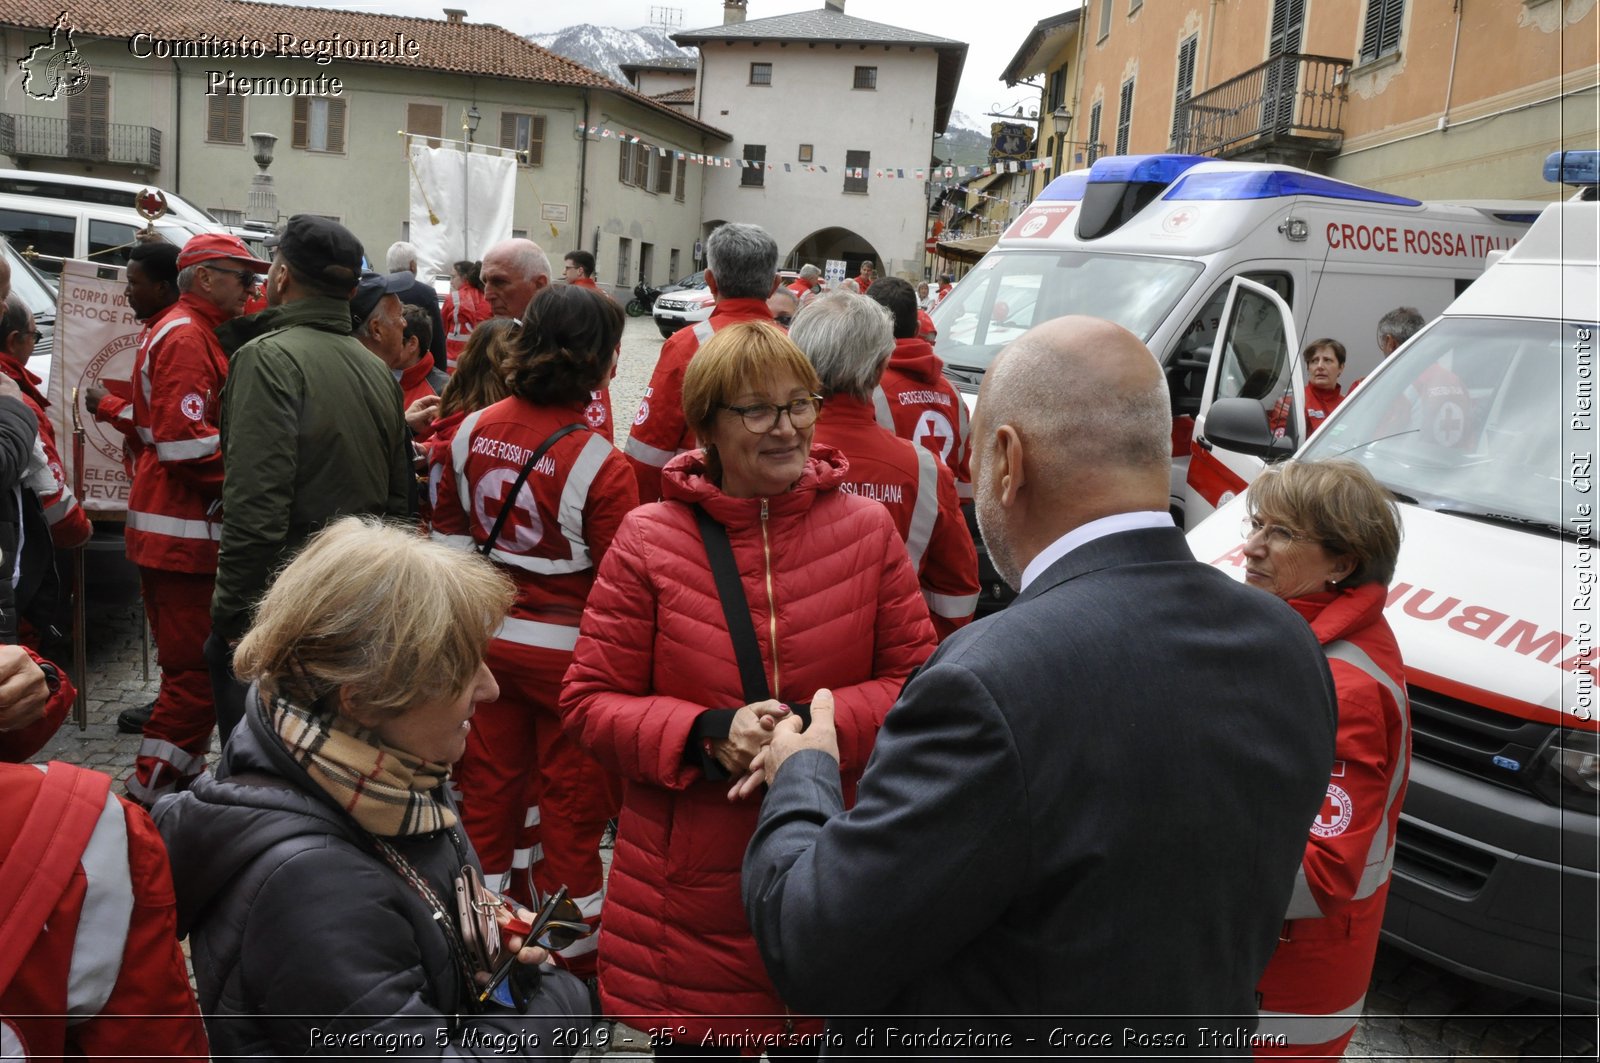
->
[814, 395, 978, 640]
[0, 762, 209, 1063]
[1257, 583, 1410, 1017]
[124, 293, 229, 573]
[559, 445, 936, 1038]
[874, 337, 972, 500]
[442, 285, 492, 372]
[0, 355, 90, 549]
[623, 298, 775, 503]
[430, 396, 638, 652]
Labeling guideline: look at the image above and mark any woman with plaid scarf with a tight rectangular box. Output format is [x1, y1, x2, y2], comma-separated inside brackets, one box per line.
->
[154, 518, 590, 1058]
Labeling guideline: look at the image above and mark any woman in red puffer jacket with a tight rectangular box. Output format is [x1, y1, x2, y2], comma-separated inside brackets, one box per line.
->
[561, 322, 936, 1057]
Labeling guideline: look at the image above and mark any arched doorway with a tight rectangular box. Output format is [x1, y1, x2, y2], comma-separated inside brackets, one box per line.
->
[786, 226, 882, 281]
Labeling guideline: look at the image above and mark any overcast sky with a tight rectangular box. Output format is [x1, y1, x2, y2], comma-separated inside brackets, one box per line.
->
[297, 0, 1080, 127]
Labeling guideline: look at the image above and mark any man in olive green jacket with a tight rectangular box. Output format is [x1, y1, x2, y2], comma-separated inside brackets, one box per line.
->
[207, 216, 413, 737]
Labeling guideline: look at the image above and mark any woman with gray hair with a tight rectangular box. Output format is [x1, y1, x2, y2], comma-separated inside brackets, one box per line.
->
[790, 293, 979, 638]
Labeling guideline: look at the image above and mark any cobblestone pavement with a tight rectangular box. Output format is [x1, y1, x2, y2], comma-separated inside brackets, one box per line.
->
[28, 314, 1598, 1059]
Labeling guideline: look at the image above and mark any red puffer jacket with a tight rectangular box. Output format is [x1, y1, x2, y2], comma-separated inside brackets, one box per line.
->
[560, 444, 936, 1042]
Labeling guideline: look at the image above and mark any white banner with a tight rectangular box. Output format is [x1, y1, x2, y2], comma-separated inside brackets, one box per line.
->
[408, 140, 517, 275]
[46, 259, 142, 514]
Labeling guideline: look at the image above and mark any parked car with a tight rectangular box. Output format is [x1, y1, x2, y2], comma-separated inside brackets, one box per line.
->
[651, 270, 712, 338]
[0, 174, 223, 274]
[2, 236, 56, 386]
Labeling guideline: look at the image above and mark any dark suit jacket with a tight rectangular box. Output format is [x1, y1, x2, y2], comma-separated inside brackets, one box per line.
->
[744, 525, 1337, 1055]
[396, 279, 448, 373]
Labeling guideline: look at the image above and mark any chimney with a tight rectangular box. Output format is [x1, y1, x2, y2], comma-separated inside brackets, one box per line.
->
[824, 0, 845, 12]
[723, 0, 747, 24]
[443, 8, 466, 24]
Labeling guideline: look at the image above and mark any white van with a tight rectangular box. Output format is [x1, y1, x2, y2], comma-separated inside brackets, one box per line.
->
[1186, 152, 1598, 1006]
[0, 170, 224, 274]
[929, 155, 1534, 526]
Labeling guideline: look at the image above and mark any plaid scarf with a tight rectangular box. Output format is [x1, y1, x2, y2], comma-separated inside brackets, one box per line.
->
[270, 695, 457, 838]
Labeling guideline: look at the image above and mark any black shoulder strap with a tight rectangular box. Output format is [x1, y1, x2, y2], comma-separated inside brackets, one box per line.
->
[478, 423, 587, 557]
[693, 505, 770, 703]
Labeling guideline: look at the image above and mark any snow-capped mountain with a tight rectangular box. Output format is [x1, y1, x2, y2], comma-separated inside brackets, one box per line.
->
[527, 24, 696, 86]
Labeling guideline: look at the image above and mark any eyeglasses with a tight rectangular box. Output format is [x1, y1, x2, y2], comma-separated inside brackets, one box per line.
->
[1240, 516, 1317, 549]
[14, 329, 42, 342]
[203, 264, 258, 287]
[773, 313, 793, 327]
[723, 395, 823, 433]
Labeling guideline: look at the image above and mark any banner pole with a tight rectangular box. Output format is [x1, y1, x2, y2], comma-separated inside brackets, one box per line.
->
[69, 388, 88, 731]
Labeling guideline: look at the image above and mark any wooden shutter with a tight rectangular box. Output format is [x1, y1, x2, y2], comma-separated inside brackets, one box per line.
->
[619, 141, 631, 184]
[1170, 36, 1198, 145]
[526, 114, 544, 166]
[207, 95, 243, 144]
[634, 143, 649, 187]
[655, 148, 673, 194]
[68, 75, 109, 159]
[1361, 0, 1403, 63]
[326, 98, 347, 153]
[675, 156, 686, 202]
[292, 96, 309, 148]
[1116, 79, 1134, 155]
[406, 103, 442, 150]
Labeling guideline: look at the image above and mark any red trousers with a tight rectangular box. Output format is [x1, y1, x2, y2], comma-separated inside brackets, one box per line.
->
[1253, 886, 1389, 1059]
[127, 568, 215, 806]
[454, 637, 618, 976]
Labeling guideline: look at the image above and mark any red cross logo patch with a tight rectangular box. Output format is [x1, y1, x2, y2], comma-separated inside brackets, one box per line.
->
[1310, 783, 1354, 838]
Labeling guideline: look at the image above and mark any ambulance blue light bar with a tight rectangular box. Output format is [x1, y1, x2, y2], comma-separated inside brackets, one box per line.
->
[1038, 174, 1089, 201]
[1087, 154, 1212, 187]
[1545, 151, 1600, 186]
[1163, 169, 1420, 206]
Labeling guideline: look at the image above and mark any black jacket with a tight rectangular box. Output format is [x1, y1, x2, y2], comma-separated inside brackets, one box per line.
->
[397, 279, 449, 374]
[0, 396, 61, 643]
[744, 526, 1338, 1054]
[153, 690, 588, 1060]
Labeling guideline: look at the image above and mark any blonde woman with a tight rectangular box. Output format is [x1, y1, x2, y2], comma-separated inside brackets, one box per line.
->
[155, 517, 588, 1059]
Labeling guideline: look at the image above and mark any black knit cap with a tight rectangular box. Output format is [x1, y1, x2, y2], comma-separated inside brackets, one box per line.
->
[265, 214, 364, 295]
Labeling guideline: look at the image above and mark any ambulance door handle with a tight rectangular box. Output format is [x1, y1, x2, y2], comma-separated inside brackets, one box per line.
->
[1195, 434, 1213, 452]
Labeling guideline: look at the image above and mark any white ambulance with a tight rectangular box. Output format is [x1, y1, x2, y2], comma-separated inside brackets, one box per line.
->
[929, 154, 1534, 534]
[1186, 151, 1598, 1006]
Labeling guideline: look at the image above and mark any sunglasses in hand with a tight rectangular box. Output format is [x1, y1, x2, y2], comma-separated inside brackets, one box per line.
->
[475, 884, 591, 1005]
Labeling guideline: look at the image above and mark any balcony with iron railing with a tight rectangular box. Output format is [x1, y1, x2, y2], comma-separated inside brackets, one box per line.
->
[1173, 53, 1349, 161]
[1, 113, 162, 171]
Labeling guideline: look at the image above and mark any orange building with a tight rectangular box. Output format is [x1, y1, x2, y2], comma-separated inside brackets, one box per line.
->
[1057, 0, 1596, 200]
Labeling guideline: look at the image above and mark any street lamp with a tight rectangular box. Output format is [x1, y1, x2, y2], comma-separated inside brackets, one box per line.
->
[461, 105, 481, 258]
[1051, 107, 1072, 138]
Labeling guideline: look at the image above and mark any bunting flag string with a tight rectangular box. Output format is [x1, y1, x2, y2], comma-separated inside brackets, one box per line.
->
[575, 120, 1056, 200]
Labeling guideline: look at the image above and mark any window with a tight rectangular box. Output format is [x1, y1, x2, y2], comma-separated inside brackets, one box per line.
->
[674, 156, 686, 202]
[88, 218, 138, 266]
[406, 102, 443, 150]
[1170, 36, 1198, 147]
[750, 62, 772, 85]
[1099, 0, 1113, 40]
[654, 148, 673, 194]
[798, 143, 813, 163]
[1087, 101, 1103, 161]
[619, 140, 634, 185]
[1359, 0, 1404, 63]
[292, 97, 347, 153]
[206, 94, 244, 144]
[67, 75, 109, 160]
[853, 66, 877, 90]
[742, 144, 766, 188]
[634, 142, 650, 188]
[500, 112, 545, 166]
[1115, 79, 1134, 155]
[1048, 64, 1068, 112]
[0, 208, 74, 273]
[844, 149, 870, 194]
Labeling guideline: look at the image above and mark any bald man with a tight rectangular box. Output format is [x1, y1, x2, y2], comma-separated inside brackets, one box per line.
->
[481, 237, 614, 441]
[742, 316, 1338, 1050]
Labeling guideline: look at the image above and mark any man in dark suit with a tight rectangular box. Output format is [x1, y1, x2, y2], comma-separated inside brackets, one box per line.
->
[742, 316, 1338, 1055]
[385, 241, 449, 374]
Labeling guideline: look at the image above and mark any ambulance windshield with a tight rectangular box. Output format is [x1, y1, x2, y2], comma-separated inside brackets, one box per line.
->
[931, 251, 1202, 372]
[1303, 316, 1590, 534]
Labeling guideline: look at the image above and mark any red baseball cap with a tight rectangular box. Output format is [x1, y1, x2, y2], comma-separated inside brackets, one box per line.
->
[177, 233, 272, 272]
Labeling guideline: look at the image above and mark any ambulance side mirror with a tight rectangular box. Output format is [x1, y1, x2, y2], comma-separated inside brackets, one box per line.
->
[1203, 398, 1297, 462]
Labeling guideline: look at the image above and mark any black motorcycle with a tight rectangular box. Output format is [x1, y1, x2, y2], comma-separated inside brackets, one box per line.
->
[626, 281, 663, 317]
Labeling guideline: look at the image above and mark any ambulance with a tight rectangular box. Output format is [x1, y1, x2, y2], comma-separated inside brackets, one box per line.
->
[929, 154, 1534, 536]
[1186, 151, 1599, 1006]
